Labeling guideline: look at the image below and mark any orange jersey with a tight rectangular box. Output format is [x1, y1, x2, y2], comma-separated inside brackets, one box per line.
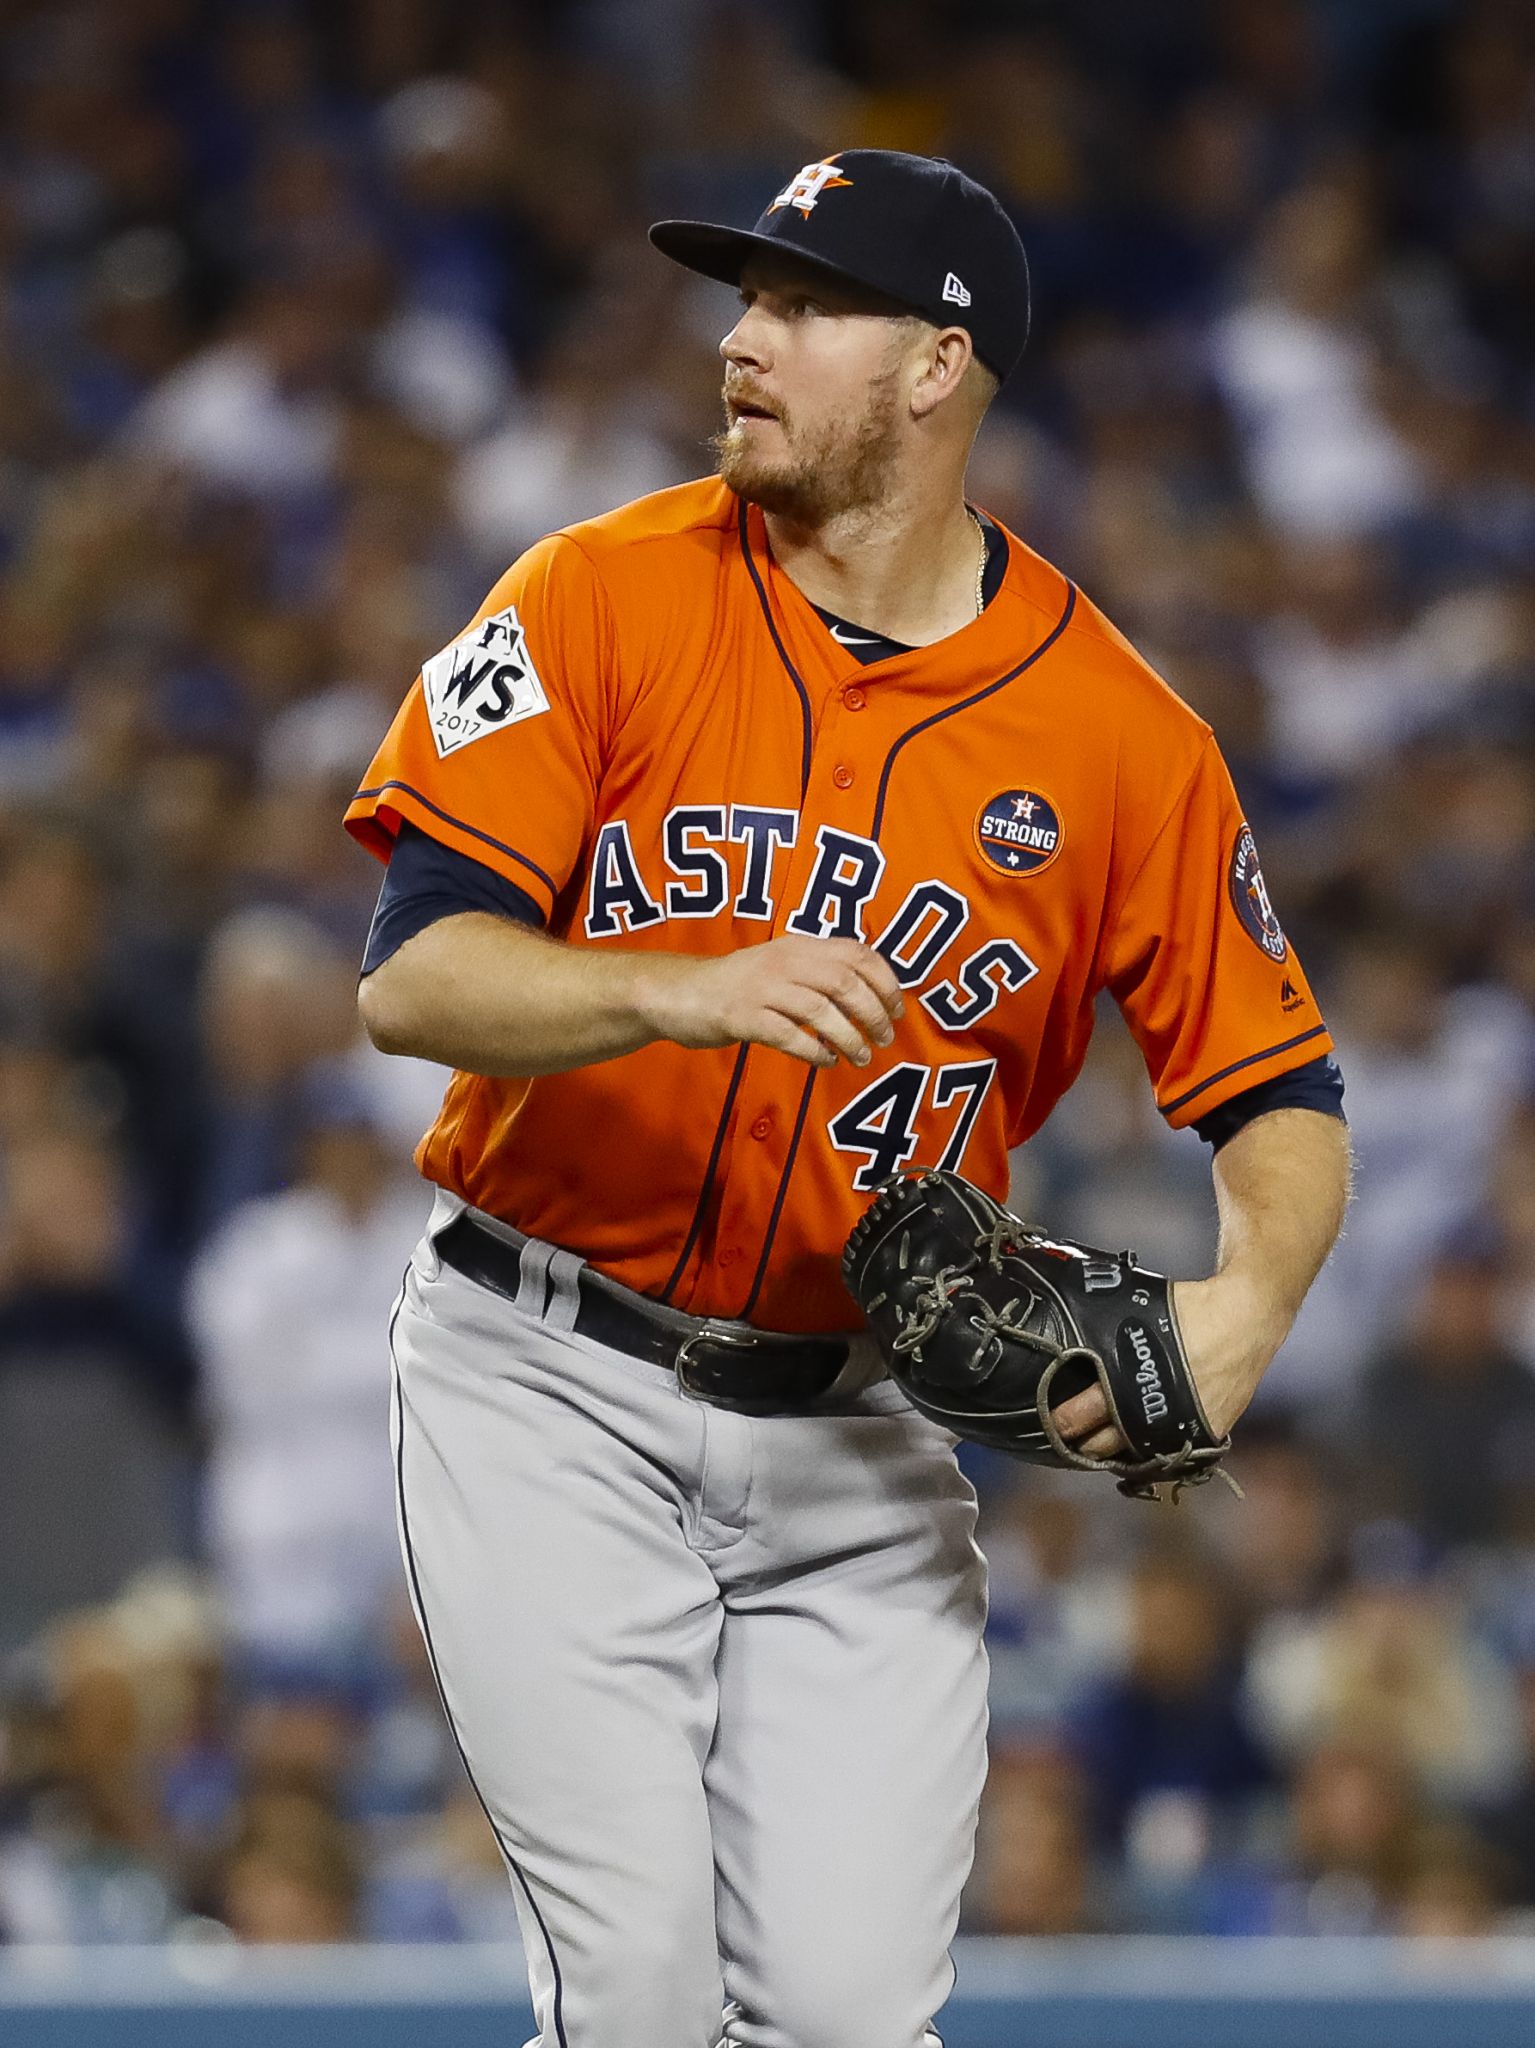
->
[346, 477, 1331, 1332]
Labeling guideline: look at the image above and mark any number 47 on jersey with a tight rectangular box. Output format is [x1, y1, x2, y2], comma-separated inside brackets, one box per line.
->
[828, 1058, 996, 1191]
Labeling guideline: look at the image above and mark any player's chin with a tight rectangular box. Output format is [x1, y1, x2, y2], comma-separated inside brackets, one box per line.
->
[714, 425, 779, 482]
[714, 439, 817, 519]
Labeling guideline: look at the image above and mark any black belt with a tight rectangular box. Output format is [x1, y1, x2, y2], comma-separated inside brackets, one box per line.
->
[434, 1211, 854, 1414]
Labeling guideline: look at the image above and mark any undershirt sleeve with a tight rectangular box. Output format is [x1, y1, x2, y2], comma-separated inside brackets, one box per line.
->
[1191, 1053, 1346, 1151]
[361, 818, 546, 977]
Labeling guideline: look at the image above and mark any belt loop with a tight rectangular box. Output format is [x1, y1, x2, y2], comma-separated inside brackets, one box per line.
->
[544, 1248, 584, 1333]
[515, 1239, 556, 1317]
[420, 1187, 464, 1281]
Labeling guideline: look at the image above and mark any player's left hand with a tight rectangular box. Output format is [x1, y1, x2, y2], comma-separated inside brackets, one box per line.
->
[1051, 1272, 1285, 1462]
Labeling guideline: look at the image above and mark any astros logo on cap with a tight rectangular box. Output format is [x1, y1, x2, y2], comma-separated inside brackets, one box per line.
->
[975, 788, 1063, 876]
[770, 157, 853, 218]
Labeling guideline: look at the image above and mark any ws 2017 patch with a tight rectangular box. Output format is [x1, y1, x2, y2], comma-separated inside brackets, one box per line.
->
[422, 606, 549, 759]
[1228, 824, 1287, 962]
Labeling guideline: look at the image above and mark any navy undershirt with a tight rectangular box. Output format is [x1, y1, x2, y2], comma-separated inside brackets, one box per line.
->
[362, 818, 545, 975]
[360, 514, 1345, 1149]
[1192, 1054, 1344, 1146]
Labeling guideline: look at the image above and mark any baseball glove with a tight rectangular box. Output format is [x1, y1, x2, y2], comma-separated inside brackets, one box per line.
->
[842, 1168, 1235, 1502]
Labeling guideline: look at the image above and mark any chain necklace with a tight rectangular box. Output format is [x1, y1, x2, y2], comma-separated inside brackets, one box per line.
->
[968, 508, 987, 617]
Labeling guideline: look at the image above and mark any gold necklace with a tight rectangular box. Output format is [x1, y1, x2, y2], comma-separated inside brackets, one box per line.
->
[969, 509, 987, 617]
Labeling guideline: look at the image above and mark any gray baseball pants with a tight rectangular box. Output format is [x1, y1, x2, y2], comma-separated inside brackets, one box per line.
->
[388, 1192, 990, 2048]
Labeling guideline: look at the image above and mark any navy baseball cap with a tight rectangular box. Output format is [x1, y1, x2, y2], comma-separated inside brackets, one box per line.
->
[650, 150, 1030, 381]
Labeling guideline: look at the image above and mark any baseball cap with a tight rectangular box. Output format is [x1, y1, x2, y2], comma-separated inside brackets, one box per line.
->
[649, 150, 1030, 382]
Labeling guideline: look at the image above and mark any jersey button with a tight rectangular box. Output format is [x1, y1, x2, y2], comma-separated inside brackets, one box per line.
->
[833, 764, 855, 790]
[717, 1245, 741, 1268]
[750, 1114, 773, 1140]
[843, 686, 867, 711]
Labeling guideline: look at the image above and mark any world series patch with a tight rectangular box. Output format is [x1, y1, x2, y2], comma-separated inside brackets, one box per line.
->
[422, 605, 549, 759]
[1228, 824, 1287, 962]
[975, 788, 1062, 876]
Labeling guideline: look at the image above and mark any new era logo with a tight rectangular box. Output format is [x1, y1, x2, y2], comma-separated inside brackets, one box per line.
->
[942, 271, 971, 307]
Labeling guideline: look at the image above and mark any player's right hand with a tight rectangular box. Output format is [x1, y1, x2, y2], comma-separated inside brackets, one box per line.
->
[633, 935, 904, 1069]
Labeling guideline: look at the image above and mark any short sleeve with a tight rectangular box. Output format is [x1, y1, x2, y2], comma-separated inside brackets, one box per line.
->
[344, 533, 613, 921]
[1101, 735, 1333, 1128]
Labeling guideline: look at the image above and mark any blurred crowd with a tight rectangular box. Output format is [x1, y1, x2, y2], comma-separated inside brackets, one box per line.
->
[2, 0, 1535, 1956]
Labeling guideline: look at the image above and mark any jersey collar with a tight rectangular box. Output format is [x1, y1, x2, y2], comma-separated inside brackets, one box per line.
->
[738, 499, 1046, 692]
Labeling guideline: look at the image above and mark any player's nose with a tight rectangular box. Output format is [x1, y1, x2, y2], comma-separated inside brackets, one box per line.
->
[720, 306, 769, 372]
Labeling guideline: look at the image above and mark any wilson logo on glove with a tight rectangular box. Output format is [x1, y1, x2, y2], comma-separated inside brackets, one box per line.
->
[1119, 1322, 1170, 1423]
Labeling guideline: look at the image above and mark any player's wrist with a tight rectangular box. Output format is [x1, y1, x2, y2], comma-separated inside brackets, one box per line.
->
[1213, 1257, 1305, 1345]
[1174, 1269, 1289, 1386]
[621, 947, 705, 1049]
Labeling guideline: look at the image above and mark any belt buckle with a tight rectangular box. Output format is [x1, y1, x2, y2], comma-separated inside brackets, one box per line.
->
[674, 1319, 770, 1397]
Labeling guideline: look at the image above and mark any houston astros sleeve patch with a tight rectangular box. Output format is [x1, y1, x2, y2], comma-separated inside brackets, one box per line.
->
[423, 606, 550, 758]
[1103, 735, 1333, 1126]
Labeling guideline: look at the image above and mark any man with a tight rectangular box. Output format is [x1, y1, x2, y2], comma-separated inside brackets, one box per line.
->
[347, 152, 1351, 2048]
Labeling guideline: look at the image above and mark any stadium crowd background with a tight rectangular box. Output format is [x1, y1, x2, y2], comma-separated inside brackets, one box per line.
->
[1, 0, 1534, 1959]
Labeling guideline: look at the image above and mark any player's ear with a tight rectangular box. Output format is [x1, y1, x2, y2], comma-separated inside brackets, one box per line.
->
[908, 326, 974, 421]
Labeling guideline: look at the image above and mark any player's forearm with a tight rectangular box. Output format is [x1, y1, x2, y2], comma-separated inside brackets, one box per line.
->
[1208, 1106, 1353, 1334]
[360, 915, 902, 1079]
[358, 913, 666, 1076]
[1169, 1107, 1352, 1435]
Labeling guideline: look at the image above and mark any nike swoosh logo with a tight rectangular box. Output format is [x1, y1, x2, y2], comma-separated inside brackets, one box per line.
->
[828, 622, 881, 647]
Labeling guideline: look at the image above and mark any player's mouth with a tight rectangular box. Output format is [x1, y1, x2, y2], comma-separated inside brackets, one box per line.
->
[726, 390, 782, 425]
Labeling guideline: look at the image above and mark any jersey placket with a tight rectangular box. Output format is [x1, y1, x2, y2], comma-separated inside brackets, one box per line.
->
[704, 672, 889, 1317]
[686, 502, 1024, 1321]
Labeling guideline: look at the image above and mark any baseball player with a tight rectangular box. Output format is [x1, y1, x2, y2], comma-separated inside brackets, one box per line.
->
[347, 152, 1351, 2047]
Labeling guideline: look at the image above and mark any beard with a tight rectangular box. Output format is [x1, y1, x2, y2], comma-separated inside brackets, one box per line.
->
[712, 367, 904, 525]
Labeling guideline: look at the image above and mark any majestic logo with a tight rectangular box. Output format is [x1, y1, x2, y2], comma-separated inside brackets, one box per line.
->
[1228, 824, 1287, 963]
[1279, 976, 1306, 1014]
[942, 271, 972, 308]
[422, 607, 549, 759]
[974, 788, 1063, 876]
[769, 157, 853, 218]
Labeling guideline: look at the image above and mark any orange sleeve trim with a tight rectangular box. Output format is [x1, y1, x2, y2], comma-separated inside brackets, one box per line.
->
[345, 779, 557, 912]
[1160, 1024, 1331, 1120]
